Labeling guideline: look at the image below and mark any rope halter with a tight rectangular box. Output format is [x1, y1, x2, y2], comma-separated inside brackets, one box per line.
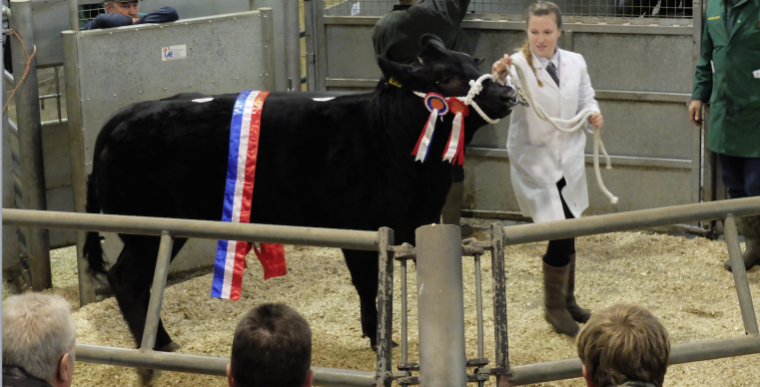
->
[413, 74, 501, 125]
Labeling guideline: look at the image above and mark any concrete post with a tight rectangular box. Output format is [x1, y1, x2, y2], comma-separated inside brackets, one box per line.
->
[10, 0, 52, 290]
[416, 224, 467, 387]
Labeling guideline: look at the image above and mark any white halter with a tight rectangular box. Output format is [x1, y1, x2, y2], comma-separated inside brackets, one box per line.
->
[498, 61, 618, 204]
[412, 74, 501, 125]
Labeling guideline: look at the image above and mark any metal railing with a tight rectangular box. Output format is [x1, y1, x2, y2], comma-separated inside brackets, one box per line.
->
[3, 208, 389, 387]
[4, 195, 760, 386]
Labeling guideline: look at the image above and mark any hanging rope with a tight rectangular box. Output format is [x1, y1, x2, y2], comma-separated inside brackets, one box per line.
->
[496, 60, 618, 204]
[2, 29, 37, 113]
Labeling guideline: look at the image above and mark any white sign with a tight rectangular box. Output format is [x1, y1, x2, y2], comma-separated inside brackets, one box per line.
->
[753, 69, 760, 79]
[351, 2, 360, 16]
[162, 45, 187, 61]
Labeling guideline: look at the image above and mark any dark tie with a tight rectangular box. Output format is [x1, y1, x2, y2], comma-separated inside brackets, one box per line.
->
[546, 62, 560, 87]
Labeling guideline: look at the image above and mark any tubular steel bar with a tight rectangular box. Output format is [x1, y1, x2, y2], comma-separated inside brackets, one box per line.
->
[508, 335, 760, 386]
[10, 0, 52, 291]
[303, 0, 317, 91]
[68, 0, 79, 31]
[502, 196, 760, 245]
[474, 254, 484, 359]
[723, 214, 759, 335]
[284, 0, 301, 91]
[74, 344, 376, 387]
[140, 231, 174, 350]
[489, 223, 510, 384]
[375, 227, 395, 387]
[2, 209, 379, 251]
[416, 224, 467, 387]
[400, 257, 409, 364]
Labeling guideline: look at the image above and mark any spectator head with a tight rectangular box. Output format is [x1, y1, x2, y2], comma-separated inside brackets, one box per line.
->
[577, 304, 670, 387]
[2, 293, 77, 387]
[104, 0, 139, 18]
[227, 303, 313, 387]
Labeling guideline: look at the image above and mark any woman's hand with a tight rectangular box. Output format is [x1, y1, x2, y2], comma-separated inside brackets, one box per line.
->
[588, 113, 604, 129]
[491, 54, 512, 83]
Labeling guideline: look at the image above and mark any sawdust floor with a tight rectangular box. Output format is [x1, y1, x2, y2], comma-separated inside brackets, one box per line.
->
[5, 223, 760, 387]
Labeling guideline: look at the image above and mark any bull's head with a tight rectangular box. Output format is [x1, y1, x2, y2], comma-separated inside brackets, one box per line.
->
[377, 34, 518, 129]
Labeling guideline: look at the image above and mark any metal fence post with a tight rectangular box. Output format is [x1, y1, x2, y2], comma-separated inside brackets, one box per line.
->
[69, 0, 79, 31]
[303, 0, 317, 91]
[140, 231, 174, 350]
[491, 223, 510, 386]
[375, 227, 394, 387]
[723, 214, 759, 335]
[10, 0, 52, 291]
[416, 224, 467, 387]
[2, 40, 21, 271]
[283, 0, 300, 91]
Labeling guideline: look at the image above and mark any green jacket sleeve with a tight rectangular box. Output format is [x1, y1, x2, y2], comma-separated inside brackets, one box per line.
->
[691, 18, 714, 102]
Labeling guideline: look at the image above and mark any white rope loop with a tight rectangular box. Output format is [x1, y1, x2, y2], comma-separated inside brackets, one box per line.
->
[413, 74, 501, 125]
[501, 60, 618, 204]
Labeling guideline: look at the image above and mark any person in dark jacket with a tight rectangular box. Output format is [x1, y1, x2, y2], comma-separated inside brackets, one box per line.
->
[688, 0, 760, 273]
[577, 304, 670, 387]
[372, 0, 474, 236]
[2, 293, 76, 387]
[84, 0, 179, 30]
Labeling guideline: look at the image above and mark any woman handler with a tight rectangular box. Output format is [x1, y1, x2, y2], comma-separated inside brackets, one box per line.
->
[492, 1, 603, 337]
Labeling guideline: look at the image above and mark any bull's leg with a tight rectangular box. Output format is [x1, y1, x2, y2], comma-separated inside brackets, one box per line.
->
[107, 236, 187, 350]
[342, 249, 379, 347]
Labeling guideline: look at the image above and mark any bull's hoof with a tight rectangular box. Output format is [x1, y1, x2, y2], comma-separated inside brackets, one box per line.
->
[158, 341, 181, 352]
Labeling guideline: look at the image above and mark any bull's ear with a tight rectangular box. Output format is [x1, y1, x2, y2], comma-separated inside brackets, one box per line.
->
[418, 34, 448, 61]
[377, 57, 415, 85]
[474, 58, 486, 67]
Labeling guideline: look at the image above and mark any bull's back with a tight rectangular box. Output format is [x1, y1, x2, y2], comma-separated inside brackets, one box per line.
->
[93, 91, 384, 229]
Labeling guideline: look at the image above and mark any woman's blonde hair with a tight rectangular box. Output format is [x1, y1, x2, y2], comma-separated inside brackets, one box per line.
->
[519, 1, 563, 87]
[577, 304, 670, 387]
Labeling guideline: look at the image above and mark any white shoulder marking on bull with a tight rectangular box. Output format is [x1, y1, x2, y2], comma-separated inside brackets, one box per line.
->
[192, 98, 214, 103]
[312, 97, 336, 102]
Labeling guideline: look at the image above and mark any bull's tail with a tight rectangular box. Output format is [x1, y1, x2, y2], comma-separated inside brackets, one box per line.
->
[83, 172, 107, 274]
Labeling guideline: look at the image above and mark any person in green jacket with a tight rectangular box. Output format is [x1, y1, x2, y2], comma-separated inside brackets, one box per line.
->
[689, 0, 760, 272]
[372, 0, 474, 236]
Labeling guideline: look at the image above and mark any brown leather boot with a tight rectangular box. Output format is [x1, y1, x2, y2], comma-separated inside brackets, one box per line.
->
[566, 254, 591, 323]
[724, 216, 760, 272]
[543, 262, 580, 337]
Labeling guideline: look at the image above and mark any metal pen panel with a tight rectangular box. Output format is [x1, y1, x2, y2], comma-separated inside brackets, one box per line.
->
[72, 11, 274, 175]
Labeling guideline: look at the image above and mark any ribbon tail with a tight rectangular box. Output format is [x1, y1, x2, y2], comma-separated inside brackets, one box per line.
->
[413, 109, 438, 162]
[455, 120, 465, 166]
[443, 112, 463, 163]
[253, 243, 287, 280]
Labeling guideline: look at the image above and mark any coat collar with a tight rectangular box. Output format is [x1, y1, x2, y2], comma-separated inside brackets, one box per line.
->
[729, 0, 759, 40]
[529, 49, 562, 92]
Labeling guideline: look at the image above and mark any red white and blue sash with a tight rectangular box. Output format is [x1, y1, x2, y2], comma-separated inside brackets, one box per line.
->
[211, 90, 286, 300]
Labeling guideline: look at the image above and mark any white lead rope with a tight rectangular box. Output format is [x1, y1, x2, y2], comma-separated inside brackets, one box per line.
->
[497, 61, 618, 204]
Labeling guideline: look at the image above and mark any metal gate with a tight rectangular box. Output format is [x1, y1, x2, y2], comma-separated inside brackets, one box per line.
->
[305, 0, 710, 227]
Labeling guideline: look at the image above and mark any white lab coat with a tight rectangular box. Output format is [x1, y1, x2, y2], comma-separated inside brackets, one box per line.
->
[507, 49, 600, 223]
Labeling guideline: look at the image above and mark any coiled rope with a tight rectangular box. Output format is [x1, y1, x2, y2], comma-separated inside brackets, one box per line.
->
[497, 61, 618, 204]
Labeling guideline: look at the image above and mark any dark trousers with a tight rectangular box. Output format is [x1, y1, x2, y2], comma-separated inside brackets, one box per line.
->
[543, 178, 576, 267]
[719, 154, 760, 199]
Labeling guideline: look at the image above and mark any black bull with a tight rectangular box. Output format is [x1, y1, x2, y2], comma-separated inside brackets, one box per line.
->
[83, 36, 517, 349]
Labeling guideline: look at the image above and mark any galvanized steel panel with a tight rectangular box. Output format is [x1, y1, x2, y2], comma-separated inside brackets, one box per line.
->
[325, 25, 378, 80]
[73, 11, 274, 172]
[574, 33, 694, 93]
[65, 10, 275, 272]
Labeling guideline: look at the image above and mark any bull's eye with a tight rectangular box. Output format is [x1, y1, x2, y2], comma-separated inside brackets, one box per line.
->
[436, 78, 452, 85]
